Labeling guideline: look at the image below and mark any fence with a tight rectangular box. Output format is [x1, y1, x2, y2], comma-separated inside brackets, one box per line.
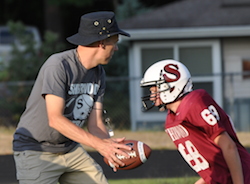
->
[0, 78, 131, 130]
[0, 72, 250, 132]
[223, 72, 250, 131]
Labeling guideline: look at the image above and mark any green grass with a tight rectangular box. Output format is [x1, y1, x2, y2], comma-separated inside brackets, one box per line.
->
[108, 177, 199, 184]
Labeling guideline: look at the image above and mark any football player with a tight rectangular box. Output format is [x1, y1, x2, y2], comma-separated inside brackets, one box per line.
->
[141, 59, 250, 184]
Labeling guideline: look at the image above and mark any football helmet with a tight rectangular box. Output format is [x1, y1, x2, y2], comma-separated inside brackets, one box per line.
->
[140, 59, 193, 111]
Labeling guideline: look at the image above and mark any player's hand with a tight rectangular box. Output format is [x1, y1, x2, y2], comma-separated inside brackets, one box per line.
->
[97, 137, 131, 172]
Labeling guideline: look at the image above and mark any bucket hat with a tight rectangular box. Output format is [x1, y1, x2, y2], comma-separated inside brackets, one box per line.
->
[67, 11, 130, 46]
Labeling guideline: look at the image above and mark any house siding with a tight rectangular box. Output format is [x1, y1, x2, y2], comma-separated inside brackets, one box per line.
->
[223, 37, 250, 99]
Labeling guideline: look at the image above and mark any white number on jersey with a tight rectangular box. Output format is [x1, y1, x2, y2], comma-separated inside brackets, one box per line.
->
[201, 105, 220, 126]
[178, 140, 209, 172]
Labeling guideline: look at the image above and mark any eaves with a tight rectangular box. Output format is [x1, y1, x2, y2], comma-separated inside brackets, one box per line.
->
[120, 25, 250, 41]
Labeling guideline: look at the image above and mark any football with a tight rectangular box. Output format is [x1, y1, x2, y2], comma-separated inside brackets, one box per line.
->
[103, 139, 151, 170]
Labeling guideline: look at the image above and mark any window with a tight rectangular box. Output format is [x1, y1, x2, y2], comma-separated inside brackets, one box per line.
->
[141, 48, 174, 74]
[242, 59, 250, 79]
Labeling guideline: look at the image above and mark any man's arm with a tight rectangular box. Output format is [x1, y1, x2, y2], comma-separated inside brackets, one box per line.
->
[214, 131, 244, 184]
[45, 94, 130, 170]
[87, 102, 109, 139]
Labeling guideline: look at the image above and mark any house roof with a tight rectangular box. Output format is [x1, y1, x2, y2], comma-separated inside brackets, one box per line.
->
[119, 0, 250, 29]
[118, 0, 250, 41]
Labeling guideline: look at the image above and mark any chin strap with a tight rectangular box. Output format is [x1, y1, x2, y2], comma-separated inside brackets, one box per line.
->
[141, 101, 155, 112]
[158, 104, 167, 112]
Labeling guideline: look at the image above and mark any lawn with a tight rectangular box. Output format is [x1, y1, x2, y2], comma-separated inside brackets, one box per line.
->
[109, 177, 199, 184]
[1, 126, 250, 154]
[1, 127, 250, 184]
[1, 177, 200, 184]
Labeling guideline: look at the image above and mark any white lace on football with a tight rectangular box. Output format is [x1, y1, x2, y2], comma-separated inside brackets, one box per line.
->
[137, 141, 147, 163]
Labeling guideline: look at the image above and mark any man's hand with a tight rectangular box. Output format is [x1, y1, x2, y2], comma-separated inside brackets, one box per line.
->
[96, 137, 131, 172]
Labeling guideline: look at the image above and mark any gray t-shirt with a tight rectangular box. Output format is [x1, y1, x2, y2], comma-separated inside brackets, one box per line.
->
[13, 49, 106, 153]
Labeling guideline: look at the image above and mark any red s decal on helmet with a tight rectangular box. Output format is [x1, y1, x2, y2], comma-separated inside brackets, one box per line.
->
[163, 64, 181, 82]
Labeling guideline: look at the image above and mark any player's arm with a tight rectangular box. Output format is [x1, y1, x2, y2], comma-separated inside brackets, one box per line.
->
[194, 178, 206, 184]
[45, 94, 131, 170]
[214, 131, 244, 184]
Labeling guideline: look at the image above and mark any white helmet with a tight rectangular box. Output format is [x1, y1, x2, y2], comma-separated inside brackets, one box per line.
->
[140, 59, 193, 111]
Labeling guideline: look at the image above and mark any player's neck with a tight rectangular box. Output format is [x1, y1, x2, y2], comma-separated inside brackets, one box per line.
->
[166, 100, 181, 114]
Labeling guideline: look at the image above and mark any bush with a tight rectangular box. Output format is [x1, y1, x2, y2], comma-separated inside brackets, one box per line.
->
[0, 21, 66, 126]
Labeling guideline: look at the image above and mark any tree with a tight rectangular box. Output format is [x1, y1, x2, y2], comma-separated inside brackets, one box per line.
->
[0, 0, 116, 45]
[139, 0, 181, 8]
[43, 0, 93, 41]
[0, 21, 65, 126]
[115, 0, 151, 20]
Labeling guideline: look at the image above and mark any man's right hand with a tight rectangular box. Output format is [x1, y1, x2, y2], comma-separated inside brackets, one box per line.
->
[96, 137, 131, 172]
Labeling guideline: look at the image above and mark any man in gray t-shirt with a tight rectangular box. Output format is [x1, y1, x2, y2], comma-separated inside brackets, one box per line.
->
[13, 11, 131, 184]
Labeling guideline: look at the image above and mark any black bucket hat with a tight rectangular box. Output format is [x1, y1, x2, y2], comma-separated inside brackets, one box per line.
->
[67, 11, 130, 46]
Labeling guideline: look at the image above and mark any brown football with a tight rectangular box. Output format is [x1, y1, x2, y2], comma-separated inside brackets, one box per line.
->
[103, 140, 151, 170]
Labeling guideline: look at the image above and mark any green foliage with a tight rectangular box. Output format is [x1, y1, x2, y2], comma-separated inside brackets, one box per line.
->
[2, 21, 65, 81]
[0, 21, 66, 126]
[104, 82, 130, 130]
[48, 0, 93, 7]
[104, 44, 129, 76]
[103, 44, 131, 129]
[0, 70, 8, 79]
[41, 31, 65, 61]
[109, 177, 199, 184]
[115, 0, 151, 20]
[3, 21, 41, 81]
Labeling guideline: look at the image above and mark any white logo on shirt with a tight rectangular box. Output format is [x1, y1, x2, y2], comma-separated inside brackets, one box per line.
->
[68, 83, 100, 95]
[165, 125, 189, 141]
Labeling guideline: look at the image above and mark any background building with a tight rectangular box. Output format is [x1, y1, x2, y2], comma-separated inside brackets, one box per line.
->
[119, 0, 250, 131]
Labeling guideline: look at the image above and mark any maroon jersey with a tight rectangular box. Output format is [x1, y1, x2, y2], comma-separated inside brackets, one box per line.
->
[165, 89, 250, 184]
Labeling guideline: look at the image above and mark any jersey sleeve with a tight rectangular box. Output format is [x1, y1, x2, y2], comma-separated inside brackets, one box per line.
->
[187, 90, 226, 141]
